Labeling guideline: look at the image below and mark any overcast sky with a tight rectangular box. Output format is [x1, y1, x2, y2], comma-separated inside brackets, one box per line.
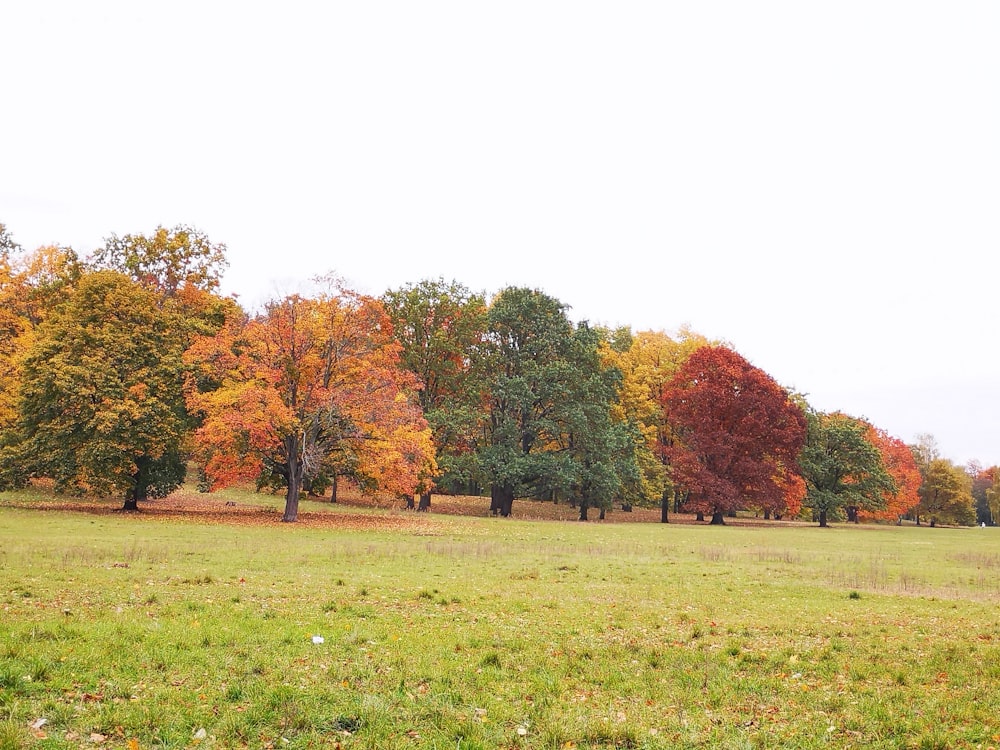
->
[3, 1, 998, 465]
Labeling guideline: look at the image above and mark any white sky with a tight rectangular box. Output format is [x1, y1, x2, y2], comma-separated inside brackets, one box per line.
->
[2, 1, 998, 465]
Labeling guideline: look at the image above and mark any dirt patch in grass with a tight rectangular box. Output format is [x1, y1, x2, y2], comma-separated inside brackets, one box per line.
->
[2, 482, 826, 529]
[0, 491, 437, 532]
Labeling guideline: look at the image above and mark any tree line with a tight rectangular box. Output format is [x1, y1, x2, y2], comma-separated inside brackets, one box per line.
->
[0, 223, 992, 526]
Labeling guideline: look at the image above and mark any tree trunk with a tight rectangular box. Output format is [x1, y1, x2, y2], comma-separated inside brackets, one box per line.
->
[710, 511, 725, 525]
[500, 486, 514, 517]
[660, 489, 670, 523]
[405, 494, 415, 509]
[330, 474, 338, 503]
[490, 485, 501, 515]
[122, 471, 147, 511]
[599, 506, 606, 520]
[763, 510, 771, 520]
[696, 511, 705, 522]
[417, 491, 431, 512]
[579, 501, 589, 522]
[818, 509, 828, 528]
[282, 435, 303, 522]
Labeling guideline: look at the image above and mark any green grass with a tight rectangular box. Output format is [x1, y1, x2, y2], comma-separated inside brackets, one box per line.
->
[2, 500, 1000, 748]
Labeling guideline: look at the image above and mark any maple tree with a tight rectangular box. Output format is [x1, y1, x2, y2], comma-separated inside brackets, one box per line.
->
[798, 411, 895, 527]
[1, 271, 187, 508]
[661, 345, 807, 524]
[382, 278, 488, 508]
[185, 285, 435, 522]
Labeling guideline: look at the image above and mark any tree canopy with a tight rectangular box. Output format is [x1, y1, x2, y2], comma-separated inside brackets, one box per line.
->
[662, 345, 807, 524]
[2, 271, 187, 508]
[799, 411, 896, 527]
[185, 285, 435, 522]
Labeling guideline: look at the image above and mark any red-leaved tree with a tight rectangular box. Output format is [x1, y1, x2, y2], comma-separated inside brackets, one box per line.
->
[662, 346, 807, 524]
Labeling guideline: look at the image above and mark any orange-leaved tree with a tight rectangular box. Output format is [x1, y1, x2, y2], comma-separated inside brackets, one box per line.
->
[185, 285, 435, 522]
[859, 424, 922, 522]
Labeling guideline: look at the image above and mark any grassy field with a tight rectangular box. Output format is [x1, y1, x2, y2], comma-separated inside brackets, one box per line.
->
[2, 489, 1000, 749]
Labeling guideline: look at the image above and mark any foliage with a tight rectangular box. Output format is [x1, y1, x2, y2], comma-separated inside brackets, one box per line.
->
[185, 285, 435, 521]
[555, 323, 644, 519]
[662, 345, 807, 524]
[604, 327, 714, 517]
[0, 222, 20, 259]
[862, 424, 922, 522]
[0, 245, 82, 438]
[799, 411, 896, 527]
[986, 469, 1000, 525]
[916, 457, 976, 526]
[477, 288, 637, 517]
[382, 278, 488, 496]
[92, 224, 228, 295]
[969, 462, 996, 526]
[1, 271, 187, 506]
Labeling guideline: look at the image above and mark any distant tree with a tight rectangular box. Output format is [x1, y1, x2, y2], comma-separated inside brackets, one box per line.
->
[916, 458, 975, 527]
[986, 470, 1000, 527]
[185, 285, 435, 522]
[662, 345, 807, 525]
[92, 224, 228, 296]
[1, 271, 187, 508]
[382, 278, 487, 508]
[799, 411, 896, 527]
[0, 222, 20, 260]
[968, 461, 995, 526]
[557, 323, 643, 521]
[861, 424, 922, 523]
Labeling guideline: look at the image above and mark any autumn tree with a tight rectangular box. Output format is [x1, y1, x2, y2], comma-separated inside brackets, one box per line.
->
[1, 271, 187, 508]
[0, 244, 83, 449]
[861, 425, 922, 523]
[185, 285, 435, 522]
[915, 457, 975, 526]
[662, 345, 807, 525]
[985, 470, 1000, 526]
[608, 328, 714, 522]
[798, 411, 896, 527]
[968, 462, 995, 526]
[382, 278, 487, 508]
